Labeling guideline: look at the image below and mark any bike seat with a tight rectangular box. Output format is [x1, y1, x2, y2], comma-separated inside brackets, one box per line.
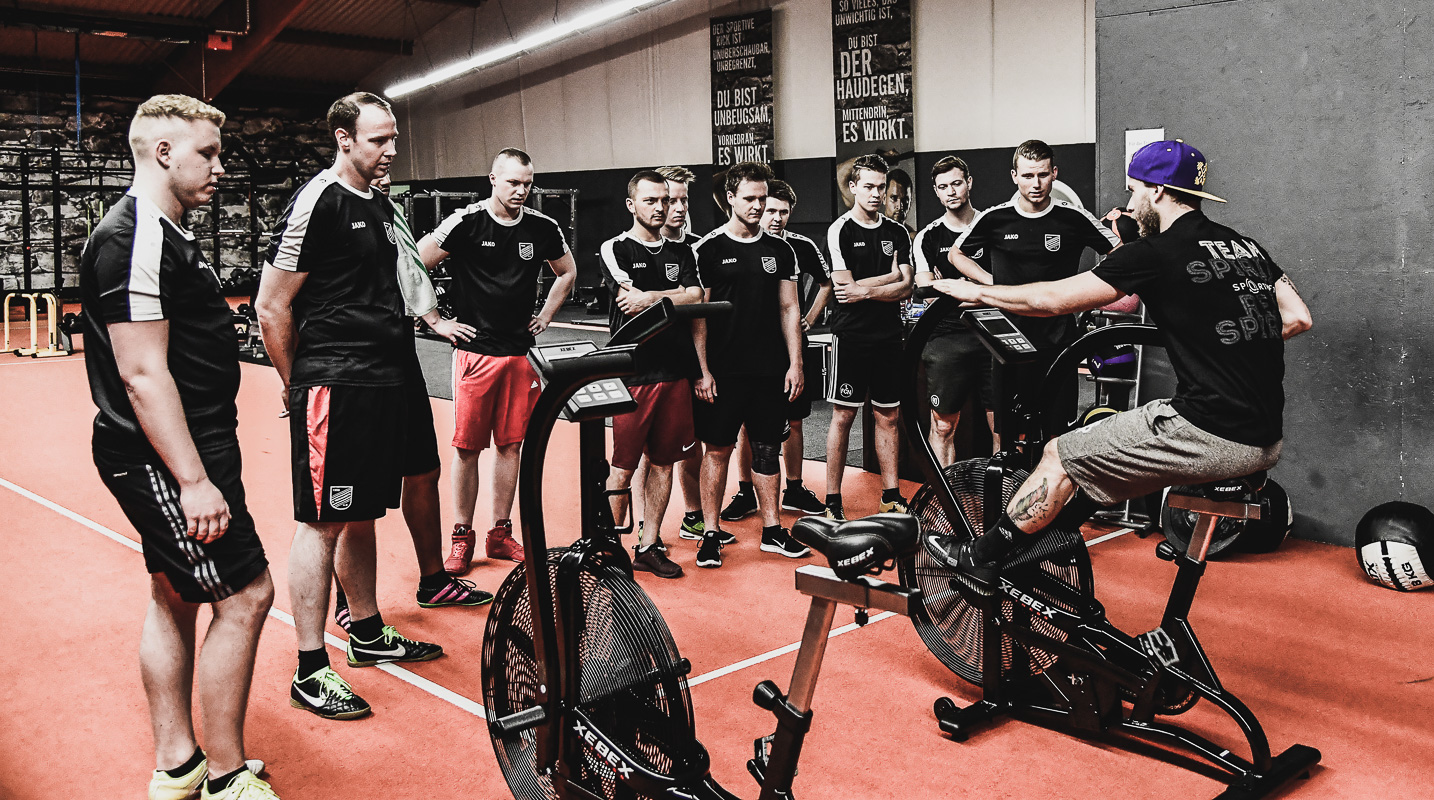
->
[790, 513, 920, 581]
[1166, 471, 1266, 520]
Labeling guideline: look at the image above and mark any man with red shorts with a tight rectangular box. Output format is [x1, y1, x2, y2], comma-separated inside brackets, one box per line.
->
[598, 170, 704, 578]
[417, 148, 576, 571]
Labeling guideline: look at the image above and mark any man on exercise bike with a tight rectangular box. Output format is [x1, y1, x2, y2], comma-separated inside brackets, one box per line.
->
[925, 140, 1313, 590]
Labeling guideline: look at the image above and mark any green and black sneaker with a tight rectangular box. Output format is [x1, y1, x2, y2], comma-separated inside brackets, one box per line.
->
[290, 666, 371, 720]
[347, 625, 444, 668]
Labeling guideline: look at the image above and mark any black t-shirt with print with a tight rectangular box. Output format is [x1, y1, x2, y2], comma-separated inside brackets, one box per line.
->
[83, 191, 240, 458]
[693, 228, 800, 378]
[913, 215, 980, 338]
[599, 232, 701, 385]
[1093, 209, 1286, 446]
[825, 212, 912, 343]
[957, 199, 1120, 350]
[431, 202, 569, 356]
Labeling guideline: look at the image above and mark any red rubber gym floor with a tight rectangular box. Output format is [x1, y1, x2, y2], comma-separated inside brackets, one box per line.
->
[2, 350, 1431, 799]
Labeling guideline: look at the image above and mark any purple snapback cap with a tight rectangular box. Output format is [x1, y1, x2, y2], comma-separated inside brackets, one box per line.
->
[1127, 140, 1227, 203]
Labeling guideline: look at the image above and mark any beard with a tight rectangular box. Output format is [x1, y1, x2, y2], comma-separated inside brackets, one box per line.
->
[1135, 204, 1161, 237]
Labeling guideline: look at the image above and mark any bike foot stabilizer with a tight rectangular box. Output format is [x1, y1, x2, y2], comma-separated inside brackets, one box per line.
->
[747, 680, 812, 799]
[1213, 744, 1321, 800]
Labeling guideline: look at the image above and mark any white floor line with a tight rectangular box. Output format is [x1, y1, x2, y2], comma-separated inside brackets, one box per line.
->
[0, 356, 81, 367]
[686, 610, 897, 689]
[548, 320, 609, 332]
[1087, 528, 1134, 547]
[0, 475, 488, 718]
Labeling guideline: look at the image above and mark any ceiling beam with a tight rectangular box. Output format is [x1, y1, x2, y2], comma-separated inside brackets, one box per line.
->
[0, 6, 207, 43]
[414, 0, 487, 7]
[152, 0, 316, 101]
[272, 29, 413, 55]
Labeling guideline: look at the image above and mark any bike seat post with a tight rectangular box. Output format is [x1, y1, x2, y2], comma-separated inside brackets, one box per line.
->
[1187, 513, 1219, 564]
[786, 597, 839, 713]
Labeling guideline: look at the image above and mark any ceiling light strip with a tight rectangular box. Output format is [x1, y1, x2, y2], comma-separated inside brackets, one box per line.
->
[385, 0, 677, 99]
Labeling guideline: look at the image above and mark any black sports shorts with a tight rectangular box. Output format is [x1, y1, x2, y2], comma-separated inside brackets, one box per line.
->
[788, 344, 826, 421]
[694, 374, 792, 447]
[95, 439, 268, 604]
[921, 330, 994, 415]
[290, 383, 431, 522]
[827, 336, 902, 408]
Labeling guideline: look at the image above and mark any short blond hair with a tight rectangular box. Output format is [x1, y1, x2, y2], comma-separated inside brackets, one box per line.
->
[129, 94, 225, 156]
[657, 165, 696, 185]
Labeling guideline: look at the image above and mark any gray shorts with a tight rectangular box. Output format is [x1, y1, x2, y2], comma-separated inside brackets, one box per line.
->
[1056, 399, 1281, 505]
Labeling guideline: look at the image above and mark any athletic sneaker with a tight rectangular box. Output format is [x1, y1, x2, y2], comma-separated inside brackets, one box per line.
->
[823, 504, 846, 520]
[720, 488, 758, 521]
[149, 758, 264, 800]
[200, 770, 280, 800]
[781, 484, 827, 514]
[486, 520, 525, 562]
[678, 512, 705, 540]
[333, 591, 351, 633]
[289, 666, 371, 720]
[924, 535, 998, 595]
[680, 520, 735, 545]
[444, 524, 476, 575]
[760, 527, 812, 558]
[417, 576, 494, 608]
[878, 495, 909, 514]
[695, 533, 724, 568]
[633, 533, 683, 579]
[347, 625, 444, 668]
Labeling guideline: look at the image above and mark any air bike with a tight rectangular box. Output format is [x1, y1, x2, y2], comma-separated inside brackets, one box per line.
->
[481, 297, 924, 800]
[897, 287, 1320, 799]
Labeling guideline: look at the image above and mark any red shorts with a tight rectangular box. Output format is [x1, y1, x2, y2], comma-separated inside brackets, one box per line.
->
[452, 351, 541, 450]
[611, 379, 697, 470]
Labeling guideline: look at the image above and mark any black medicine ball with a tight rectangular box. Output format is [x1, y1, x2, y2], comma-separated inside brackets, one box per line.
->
[1355, 501, 1434, 591]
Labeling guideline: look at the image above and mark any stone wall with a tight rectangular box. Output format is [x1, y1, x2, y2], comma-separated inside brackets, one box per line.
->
[0, 91, 333, 295]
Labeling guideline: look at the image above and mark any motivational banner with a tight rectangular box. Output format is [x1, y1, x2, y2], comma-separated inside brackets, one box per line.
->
[710, 10, 774, 167]
[832, 0, 916, 229]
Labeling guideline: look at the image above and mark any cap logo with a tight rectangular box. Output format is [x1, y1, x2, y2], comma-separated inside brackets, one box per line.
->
[1195, 161, 1208, 187]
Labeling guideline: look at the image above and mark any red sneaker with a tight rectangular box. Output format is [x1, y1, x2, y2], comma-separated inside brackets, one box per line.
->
[444, 524, 476, 575]
[486, 520, 525, 562]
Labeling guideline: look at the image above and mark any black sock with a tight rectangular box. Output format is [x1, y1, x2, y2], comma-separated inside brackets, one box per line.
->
[418, 571, 450, 591]
[785, 478, 802, 490]
[683, 510, 702, 522]
[737, 481, 754, 495]
[349, 613, 385, 642]
[826, 493, 842, 508]
[971, 514, 1025, 562]
[297, 647, 329, 678]
[206, 766, 248, 795]
[334, 585, 347, 606]
[763, 524, 782, 538]
[881, 487, 903, 503]
[164, 747, 205, 778]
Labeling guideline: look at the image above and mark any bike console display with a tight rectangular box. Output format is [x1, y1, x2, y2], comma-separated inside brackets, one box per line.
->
[962, 308, 1039, 364]
[527, 341, 637, 421]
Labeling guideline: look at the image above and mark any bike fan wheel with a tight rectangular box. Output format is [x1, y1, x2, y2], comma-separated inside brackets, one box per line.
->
[901, 458, 1095, 686]
[482, 548, 701, 800]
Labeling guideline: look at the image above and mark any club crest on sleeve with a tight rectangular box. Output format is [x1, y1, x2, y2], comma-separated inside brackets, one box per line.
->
[518, 242, 535, 261]
[665, 263, 680, 281]
[882, 240, 894, 256]
[1045, 234, 1061, 252]
[761, 256, 777, 274]
[329, 485, 354, 511]
[383, 222, 396, 244]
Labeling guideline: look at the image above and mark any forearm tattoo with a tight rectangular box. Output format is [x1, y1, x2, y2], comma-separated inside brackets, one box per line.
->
[1010, 478, 1050, 524]
[1277, 274, 1301, 297]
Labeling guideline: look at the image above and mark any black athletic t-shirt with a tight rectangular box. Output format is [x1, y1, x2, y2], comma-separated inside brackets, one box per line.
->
[693, 228, 800, 378]
[599, 232, 701, 385]
[825, 212, 912, 343]
[913, 215, 981, 337]
[957, 199, 1120, 350]
[782, 231, 831, 316]
[432, 202, 570, 356]
[266, 169, 408, 387]
[82, 191, 240, 458]
[1093, 210, 1286, 446]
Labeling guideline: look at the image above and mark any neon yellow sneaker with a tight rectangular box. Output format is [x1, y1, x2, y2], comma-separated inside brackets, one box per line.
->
[148, 758, 265, 800]
[878, 496, 908, 514]
[200, 770, 280, 800]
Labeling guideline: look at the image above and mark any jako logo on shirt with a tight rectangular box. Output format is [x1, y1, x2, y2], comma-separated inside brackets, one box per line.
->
[1004, 234, 1019, 240]
[665, 263, 680, 281]
[351, 221, 367, 230]
[518, 242, 534, 260]
[761, 257, 778, 274]
[329, 486, 354, 510]
[1045, 234, 1061, 252]
[882, 240, 894, 256]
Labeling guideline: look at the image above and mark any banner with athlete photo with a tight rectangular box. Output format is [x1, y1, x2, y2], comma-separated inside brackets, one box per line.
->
[710, 10, 774, 167]
[832, 0, 916, 233]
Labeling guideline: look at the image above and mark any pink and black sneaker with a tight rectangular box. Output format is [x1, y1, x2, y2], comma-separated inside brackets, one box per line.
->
[417, 576, 494, 608]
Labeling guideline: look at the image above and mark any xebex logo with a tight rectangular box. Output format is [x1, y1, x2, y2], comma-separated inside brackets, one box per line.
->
[573, 720, 635, 779]
[998, 577, 1058, 620]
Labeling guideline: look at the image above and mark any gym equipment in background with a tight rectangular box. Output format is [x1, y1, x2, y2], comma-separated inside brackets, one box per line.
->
[1160, 478, 1295, 558]
[3, 291, 71, 358]
[481, 297, 927, 800]
[897, 287, 1320, 799]
[1356, 501, 1434, 591]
